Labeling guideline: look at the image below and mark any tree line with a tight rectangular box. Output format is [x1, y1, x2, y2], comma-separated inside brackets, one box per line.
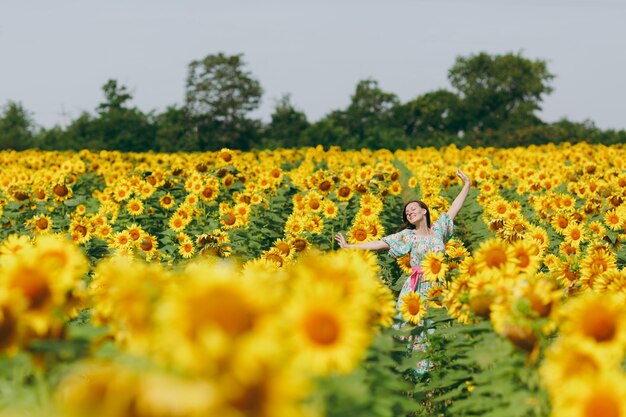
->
[1, 51, 624, 152]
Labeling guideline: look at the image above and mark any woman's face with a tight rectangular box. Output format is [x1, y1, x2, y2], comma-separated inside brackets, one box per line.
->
[405, 202, 426, 225]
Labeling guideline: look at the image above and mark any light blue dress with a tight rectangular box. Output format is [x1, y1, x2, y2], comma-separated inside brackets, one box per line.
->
[381, 212, 454, 375]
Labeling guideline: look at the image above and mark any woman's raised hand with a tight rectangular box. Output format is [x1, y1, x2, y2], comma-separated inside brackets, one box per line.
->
[456, 169, 470, 186]
[334, 233, 350, 249]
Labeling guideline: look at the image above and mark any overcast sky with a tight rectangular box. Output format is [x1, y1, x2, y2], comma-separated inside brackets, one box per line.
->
[1, 0, 625, 130]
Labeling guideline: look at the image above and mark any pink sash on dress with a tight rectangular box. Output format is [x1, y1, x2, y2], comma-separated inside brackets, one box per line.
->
[409, 265, 424, 292]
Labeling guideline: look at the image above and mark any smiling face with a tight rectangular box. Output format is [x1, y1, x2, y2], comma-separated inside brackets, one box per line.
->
[405, 202, 427, 225]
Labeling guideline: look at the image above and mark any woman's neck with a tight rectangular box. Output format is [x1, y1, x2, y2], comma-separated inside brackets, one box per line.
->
[413, 221, 430, 235]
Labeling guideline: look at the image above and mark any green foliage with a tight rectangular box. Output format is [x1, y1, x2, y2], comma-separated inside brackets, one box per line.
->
[185, 52, 263, 150]
[6, 51, 626, 151]
[448, 51, 555, 133]
[262, 94, 310, 149]
[0, 101, 37, 150]
[416, 309, 550, 417]
[313, 326, 422, 417]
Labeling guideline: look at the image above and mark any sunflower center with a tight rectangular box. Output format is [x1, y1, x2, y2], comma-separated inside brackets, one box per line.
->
[484, 247, 507, 268]
[582, 307, 617, 343]
[140, 238, 153, 251]
[305, 311, 340, 345]
[406, 297, 422, 316]
[276, 243, 291, 256]
[12, 267, 52, 310]
[293, 239, 307, 252]
[198, 290, 254, 338]
[354, 229, 368, 242]
[53, 184, 69, 197]
[571, 229, 581, 240]
[36, 217, 49, 230]
[319, 181, 331, 191]
[338, 187, 350, 198]
[429, 260, 441, 274]
[584, 392, 620, 417]
[223, 214, 236, 226]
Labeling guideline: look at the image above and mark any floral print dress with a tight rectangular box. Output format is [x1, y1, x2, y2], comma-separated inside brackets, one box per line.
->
[381, 212, 454, 375]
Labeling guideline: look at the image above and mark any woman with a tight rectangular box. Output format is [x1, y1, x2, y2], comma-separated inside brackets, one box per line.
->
[335, 169, 471, 374]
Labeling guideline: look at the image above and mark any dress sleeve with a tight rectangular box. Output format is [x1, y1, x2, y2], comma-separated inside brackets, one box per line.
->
[381, 229, 413, 258]
[432, 212, 454, 243]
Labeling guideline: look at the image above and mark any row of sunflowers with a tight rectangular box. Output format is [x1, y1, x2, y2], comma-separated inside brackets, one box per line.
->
[0, 142, 625, 416]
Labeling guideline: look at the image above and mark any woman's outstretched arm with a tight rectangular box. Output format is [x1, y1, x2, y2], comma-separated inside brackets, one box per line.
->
[335, 233, 390, 251]
[447, 169, 471, 221]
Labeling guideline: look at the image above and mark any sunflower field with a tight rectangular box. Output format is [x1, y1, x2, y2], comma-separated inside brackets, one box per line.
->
[0, 142, 625, 417]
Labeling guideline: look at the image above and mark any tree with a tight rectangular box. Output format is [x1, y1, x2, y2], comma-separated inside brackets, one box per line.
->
[90, 79, 157, 151]
[97, 80, 132, 113]
[263, 94, 309, 148]
[448, 52, 555, 133]
[154, 106, 197, 152]
[394, 89, 463, 138]
[0, 101, 37, 150]
[344, 79, 399, 140]
[185, 52, 263, 150]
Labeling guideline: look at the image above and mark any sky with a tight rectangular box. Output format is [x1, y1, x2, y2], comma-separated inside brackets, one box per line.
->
[1, 0, 625, 130]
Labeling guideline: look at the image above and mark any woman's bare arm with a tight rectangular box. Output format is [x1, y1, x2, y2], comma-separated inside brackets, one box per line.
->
[447, 169, 471, 221]
[335, 233, 390, 251]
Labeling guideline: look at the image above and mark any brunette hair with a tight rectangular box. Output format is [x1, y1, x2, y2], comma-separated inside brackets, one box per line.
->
[396, 200, 431, 232]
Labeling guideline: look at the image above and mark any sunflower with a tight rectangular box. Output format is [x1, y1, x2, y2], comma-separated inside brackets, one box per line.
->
[95, 224, 113, 240]
[125, 224, 144, 243]
[594, 269, 626, 295]
[322, 200, 338, 219]
[604, 208, 624, 231]
[373, 282, 397, 329]
[388, 181, 402, 196]
[199, 183, 219, 203]
[261, 248, 285, 267]
[317, 177, 334, 195]
[347, 223, 370, 244]
[474, 239, 515, 275]
[525, 225, 549, 252]
[550, 213, 570, 234]
[284, 215, 305, 236]
[587, 220, 606, 238]
[126, 198, 144, 216]
[290, 236, 309, 253]
[396, 253, 413, 275]
[68, 218, 91, 244]
[399, 291, 427, 325]
[51, 183, 73, 202]
[563, 223, 586, 247]
[178, 240, 196, 259]
[407, 176, 418, 189]
[305, 191, 323, 212]
[27, 214, 53, 235]
[335, 185, 353, 202]
[109, 231, 133, 251]
[579, 245, 617, 289]
[168, 214, 188, 233]
[421, 252, 449, 282]
[458, 256, 479, 278]
[184, 193, 199, 207]
[286, 284, 370, 375]
[510, 239, 541, 274]
[559, 293, 626, 356]
[540, 338, 611, 397]
[112, 185, 131, 202]
[139, 234, 159, 258]
[273, 239, 292, 258]
[549, 370, 626, 417]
